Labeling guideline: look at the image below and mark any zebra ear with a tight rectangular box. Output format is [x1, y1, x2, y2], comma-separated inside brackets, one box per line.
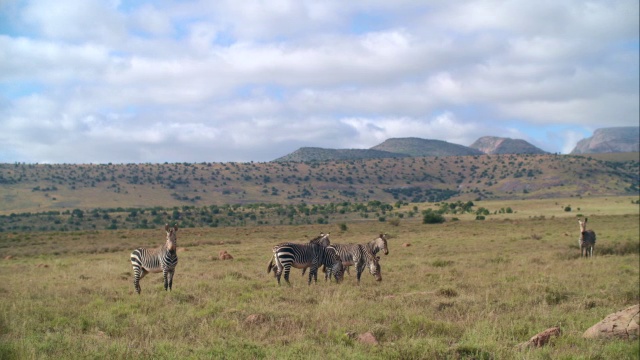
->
[174, 224, 179, 232]
[165, 224, 170, 232]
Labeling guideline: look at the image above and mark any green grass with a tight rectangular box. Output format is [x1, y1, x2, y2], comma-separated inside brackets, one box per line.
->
[0, 197, 638, 359]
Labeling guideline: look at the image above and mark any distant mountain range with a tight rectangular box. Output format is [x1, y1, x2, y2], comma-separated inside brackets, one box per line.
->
[274, 127, 638, 162]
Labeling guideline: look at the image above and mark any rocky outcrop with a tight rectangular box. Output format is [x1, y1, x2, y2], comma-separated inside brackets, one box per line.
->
[571, 127, 639, 154]
[371, 137, 484, 157]
[583, 304, 639, 340]
[470, 136, 548, 155]
[516, 327, 561, 349]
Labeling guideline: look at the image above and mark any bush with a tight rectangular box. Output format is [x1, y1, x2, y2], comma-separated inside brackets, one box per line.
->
[423, 212, 445, 224]
[475, 215, 485, 221]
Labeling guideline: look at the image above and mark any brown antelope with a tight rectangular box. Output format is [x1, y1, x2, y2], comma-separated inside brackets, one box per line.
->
[578, 218, 596, 257]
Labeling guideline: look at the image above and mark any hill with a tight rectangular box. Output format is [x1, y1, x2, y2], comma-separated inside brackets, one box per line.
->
[370, 137, 484, 157]
[469, 136, 548, 155]
[1, 154, 637, 218]
[273, 147, 408, 162]
[571, 127, 640, 154]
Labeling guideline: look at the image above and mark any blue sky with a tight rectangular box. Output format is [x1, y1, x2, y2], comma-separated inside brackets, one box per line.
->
[0, 0, 638, 163]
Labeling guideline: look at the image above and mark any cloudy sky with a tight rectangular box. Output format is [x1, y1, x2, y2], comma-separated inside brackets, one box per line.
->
[1, 0, 638, 163]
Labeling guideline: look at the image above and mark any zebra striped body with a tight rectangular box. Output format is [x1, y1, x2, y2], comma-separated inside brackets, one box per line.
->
[339, 233, 389, 277]
[578, 218, 596, 258]
[267, 242, 343, 285]
[329, 243, 382, 283]
[271, 233, 330, 276]
[130, 224, 179, 294]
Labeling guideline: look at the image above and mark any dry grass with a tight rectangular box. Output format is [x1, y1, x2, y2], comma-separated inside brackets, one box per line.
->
[0, 197, 638, 359]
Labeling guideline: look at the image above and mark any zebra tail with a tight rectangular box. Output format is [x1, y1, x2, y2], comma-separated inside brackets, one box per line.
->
[267, 257, 274, 274]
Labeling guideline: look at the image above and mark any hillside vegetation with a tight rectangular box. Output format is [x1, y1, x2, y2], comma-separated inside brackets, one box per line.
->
[1, 154, 638, 217]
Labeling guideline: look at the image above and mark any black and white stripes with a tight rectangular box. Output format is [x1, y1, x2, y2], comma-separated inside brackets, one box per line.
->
[267, 242, 344, 285]
[130, 224, 179, 294]
[578, 218, 596, 257]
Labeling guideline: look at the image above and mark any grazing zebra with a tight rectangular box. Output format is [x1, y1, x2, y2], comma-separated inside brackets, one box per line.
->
[267, 243, 344, 285]
[130, 224, 179, 294]
[328, 243, 382, 284]
[339, 233, 389, 276]
[578, 218, 596, 257]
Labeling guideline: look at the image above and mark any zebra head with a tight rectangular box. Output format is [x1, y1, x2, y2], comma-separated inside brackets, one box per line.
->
[371, 233, 389, 256]
[325, 245, 344, 283]
[368, 256, 382, 282]
[164, 223, 179, 252]
[578, 218, 588, 233]
[310, 232, 331, 247]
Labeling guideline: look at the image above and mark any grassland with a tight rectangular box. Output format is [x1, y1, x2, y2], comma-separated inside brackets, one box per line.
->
[0, 196, 638, 359]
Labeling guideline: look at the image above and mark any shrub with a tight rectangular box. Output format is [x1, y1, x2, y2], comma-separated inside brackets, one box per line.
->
[423, 212, 445, 224]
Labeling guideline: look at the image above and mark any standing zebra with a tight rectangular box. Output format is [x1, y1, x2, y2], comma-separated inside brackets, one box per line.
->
[328, 243, 382, 284]
[267, 243, 344, 285]
[271, 233, 331, 276]
[130, 224, 179, 294]
[578, 218, 596, 257]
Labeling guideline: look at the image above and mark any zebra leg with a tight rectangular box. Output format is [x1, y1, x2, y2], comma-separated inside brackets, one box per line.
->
[356, 262, 366, 285]
[133, 267, 147, 294]
[167, 269, 175, 291]
[163, 269, 170, 291]
[283, 264, 292, 286]
[309, 265, 318, 285]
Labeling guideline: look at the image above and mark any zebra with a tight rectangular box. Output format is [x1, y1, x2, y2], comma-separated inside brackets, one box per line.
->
[328, 243, 382, 284]
[130, 224, 179, 294]
[267, 243, 344, 285]
[578, 218, 596, 257]
[338, 233, 389, 276]
[270, 232, 331, 276]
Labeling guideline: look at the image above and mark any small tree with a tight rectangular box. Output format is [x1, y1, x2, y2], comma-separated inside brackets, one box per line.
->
[423, 211, 445, 224]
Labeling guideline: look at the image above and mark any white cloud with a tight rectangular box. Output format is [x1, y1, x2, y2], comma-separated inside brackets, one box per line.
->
[0, 0, 637, 163]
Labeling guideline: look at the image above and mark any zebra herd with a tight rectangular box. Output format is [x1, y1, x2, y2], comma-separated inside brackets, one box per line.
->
[267, 232, 389, 285]
[130, 218, 595, 293]
[129, 225, 389, 293]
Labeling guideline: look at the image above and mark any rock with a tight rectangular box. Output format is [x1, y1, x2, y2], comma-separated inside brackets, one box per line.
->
[357, 332, 379, 346]
[570, 127, 639, 154]
[218, 250, 234, 260]
[583, 304, 639, 340]
[517, 327, 561, 349]
[402, 243, 411, 247]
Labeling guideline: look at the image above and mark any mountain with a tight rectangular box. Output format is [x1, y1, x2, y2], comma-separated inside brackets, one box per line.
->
[273, 147, 409, 162]
[571, 127, 640, 154]
[370, 137, 484, 157]
[469, 136, 548, 155]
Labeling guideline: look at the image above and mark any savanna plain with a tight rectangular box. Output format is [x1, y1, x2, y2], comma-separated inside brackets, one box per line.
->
[0, 196, 638, 359]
